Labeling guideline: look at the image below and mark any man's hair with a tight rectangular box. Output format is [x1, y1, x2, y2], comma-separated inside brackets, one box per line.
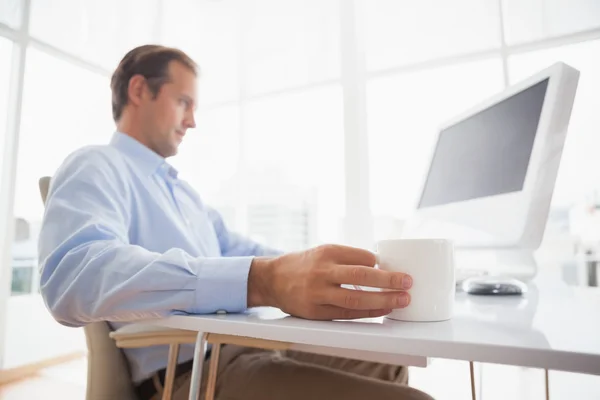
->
[110, 45, 197, 122]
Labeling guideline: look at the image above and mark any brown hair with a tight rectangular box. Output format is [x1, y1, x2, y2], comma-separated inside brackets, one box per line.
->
[110, 45, 197, 122]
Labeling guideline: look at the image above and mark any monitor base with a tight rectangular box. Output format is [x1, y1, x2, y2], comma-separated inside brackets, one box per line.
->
[455, 247, 538, 284]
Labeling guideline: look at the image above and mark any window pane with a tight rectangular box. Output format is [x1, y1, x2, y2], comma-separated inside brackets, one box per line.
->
[244, 0, 340, 95]
[0, 0, 22, 28]
[509, 40, 600, 207]
[4, 49, 110, 369]
[30, 0, 159, 69]
[14, 48, 113, 224]
[502, 0, 600, 46]
[170, 106, 241, 228]
[10, 267, 33, 296]
[116, 0, 161, 60]
[0, 38, 13, 193]
[367, 59, 504, 238]
[162, 0, 240, 106]
[244, 86, 344, 250]
[365, 0, 501, 71]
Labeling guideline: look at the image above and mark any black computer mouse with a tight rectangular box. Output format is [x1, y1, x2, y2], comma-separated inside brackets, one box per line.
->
[462, 276, 527, 295]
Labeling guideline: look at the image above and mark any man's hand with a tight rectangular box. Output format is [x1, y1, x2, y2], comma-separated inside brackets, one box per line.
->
[247, 244, 412, 320]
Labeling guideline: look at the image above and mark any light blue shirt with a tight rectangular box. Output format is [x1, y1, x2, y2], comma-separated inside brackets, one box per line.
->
[38, 131, 281, 383]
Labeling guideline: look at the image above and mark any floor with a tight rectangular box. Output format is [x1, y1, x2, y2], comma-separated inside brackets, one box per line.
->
[1, 356, 599, 399]
[0, 358, 87, 400]
[409, 359, 600, 400]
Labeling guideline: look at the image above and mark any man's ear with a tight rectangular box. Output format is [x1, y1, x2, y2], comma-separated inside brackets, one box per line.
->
[127, 74, 146, 107]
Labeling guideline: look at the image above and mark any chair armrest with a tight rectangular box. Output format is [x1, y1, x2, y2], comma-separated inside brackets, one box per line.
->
[109, 322, 197, 348]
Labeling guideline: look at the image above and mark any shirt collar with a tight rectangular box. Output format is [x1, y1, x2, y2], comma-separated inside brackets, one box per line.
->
[109, 131, 178, 178]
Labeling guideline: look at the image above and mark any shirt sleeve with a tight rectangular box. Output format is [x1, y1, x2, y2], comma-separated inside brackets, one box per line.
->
[38, 149, 254, 328]
[206, 206, 284, 258]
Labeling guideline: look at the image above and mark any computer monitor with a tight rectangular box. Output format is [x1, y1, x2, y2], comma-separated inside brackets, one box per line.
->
[401, 62, 580, 278]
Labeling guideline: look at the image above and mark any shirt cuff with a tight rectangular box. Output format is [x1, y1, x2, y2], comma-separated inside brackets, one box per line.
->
[192, 256, 254, 314]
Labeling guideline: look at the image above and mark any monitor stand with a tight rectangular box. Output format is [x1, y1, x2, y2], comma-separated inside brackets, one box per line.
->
[454, 247, 538, 284]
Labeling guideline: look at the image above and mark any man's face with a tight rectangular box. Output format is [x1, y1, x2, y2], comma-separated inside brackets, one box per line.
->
[140, 61, 197, 158]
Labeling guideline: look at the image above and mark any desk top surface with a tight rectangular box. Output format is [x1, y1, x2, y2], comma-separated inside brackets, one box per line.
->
[152, 267, 600, 375]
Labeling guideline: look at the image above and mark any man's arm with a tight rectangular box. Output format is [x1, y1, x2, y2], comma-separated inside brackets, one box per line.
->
[205, 199, 417, 320]
[40, 150, 414, 326]
[38, 150, 254, 327]
[206, 206, 283, 257]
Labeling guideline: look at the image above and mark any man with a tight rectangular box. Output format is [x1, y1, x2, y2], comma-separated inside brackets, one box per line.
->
[38, 45, 433, 400]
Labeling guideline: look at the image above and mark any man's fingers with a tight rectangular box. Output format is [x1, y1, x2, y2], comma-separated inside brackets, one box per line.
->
[323, 287, 410, 310]
[331, 265, 413, 290]
[312, 305, 392, 321]
[316, 244, 377, 267]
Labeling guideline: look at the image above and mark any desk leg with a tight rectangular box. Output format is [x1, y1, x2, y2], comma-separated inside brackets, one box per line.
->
[469, 361, 476, 400]
[188, 332, 208, 400]
[545, 369, 550, 400]
[587, 259, 598, 287]
[163, 343, 180, 400]
[205, 342, 221, 400]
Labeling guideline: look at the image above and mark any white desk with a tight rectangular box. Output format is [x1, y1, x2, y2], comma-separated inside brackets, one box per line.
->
[151, 274, 600, 399]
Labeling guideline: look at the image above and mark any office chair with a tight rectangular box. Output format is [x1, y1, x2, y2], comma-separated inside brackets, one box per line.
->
[38, 176, 196, 400]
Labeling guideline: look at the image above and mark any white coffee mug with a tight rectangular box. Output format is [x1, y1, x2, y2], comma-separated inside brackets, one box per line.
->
[376, 238, 455, 322]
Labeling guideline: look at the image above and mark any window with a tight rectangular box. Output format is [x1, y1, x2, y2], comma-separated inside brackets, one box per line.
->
[161, 0, 240, 106]
[10, 265, 33, 296]
[243, 0, 340, 95]
[170, 105, 241, 228]
[367, 58, 504, 238]
[15, 48, 113, 222]
[365, 0, 501, 71]
[11, 218, 36, 296]
[29, 0, 159, 69]
[509, 39, 600, 207]
[9, 48, 113, 297]
[0, 0, 22, 28]
[243, 85, 345, 249]
[502, 0, 600, 46]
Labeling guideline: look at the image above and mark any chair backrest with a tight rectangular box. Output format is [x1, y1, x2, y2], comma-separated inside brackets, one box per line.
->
[38, 176, 139, 400]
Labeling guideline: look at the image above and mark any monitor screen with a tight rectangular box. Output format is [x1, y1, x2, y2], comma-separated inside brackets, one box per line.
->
[418, 78, 549, 209]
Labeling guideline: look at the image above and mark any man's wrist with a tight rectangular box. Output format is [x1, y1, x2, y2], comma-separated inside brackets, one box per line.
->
[247, 256, 275, 308]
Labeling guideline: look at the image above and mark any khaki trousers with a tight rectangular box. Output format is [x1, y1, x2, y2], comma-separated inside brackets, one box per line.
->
[150, 345, 434, 400]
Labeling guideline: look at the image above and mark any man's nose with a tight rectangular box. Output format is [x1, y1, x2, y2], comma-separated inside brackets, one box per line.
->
[185, 111, 196, 129]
